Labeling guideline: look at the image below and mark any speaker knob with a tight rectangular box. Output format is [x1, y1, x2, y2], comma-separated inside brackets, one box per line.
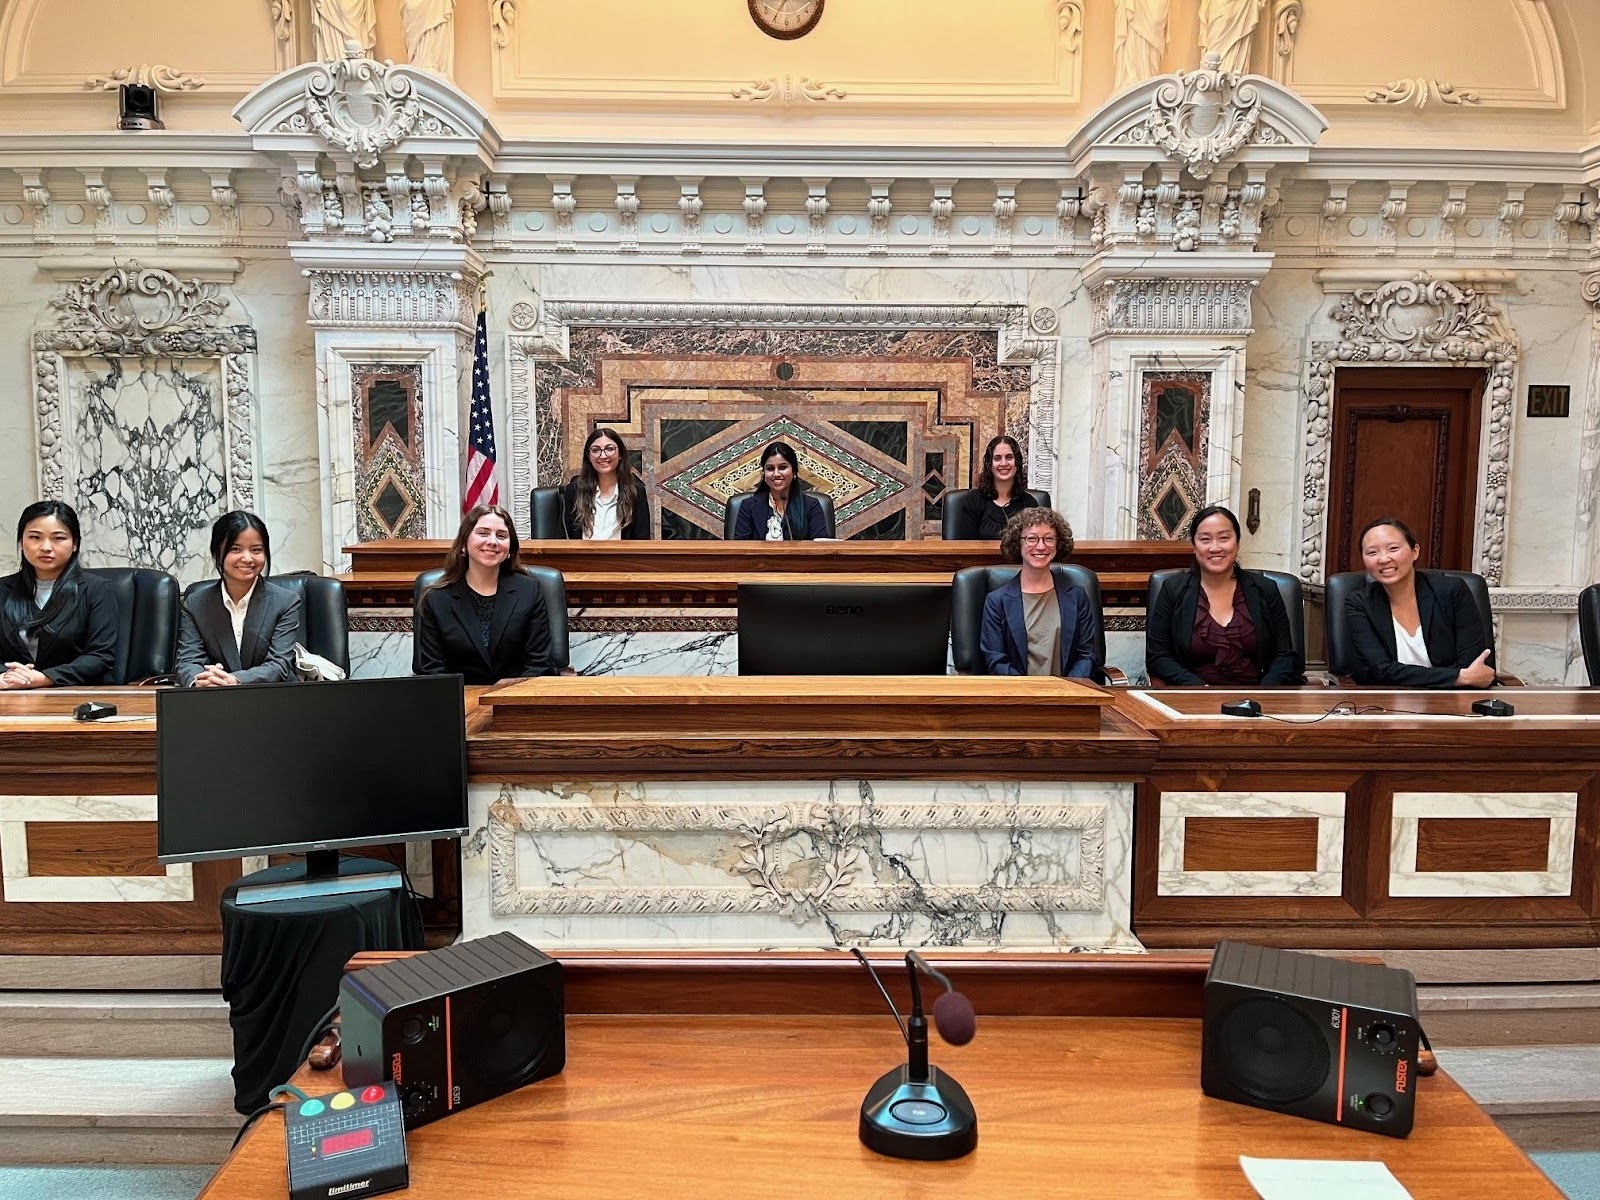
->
[1367, 1023, 1396, 1048]
[1365, 1093, 1394, 1118]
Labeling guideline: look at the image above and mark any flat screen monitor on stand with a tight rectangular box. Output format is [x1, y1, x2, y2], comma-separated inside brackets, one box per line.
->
[157, 674, 468, 905]
[737, 583, 952, 675]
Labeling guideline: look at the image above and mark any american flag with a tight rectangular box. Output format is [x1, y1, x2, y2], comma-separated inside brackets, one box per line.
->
[463, 307, 501, 510]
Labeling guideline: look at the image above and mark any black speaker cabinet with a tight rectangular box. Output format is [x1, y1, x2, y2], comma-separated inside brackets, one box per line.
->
[1202, 941, 1421, 1137]
[340, 932, 564, 1128]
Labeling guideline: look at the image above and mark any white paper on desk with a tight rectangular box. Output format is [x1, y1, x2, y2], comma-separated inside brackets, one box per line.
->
[1240, 1156, 1414, 1200]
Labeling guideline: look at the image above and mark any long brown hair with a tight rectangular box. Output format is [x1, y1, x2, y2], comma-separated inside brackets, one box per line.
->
[424, 505, 521, 599]
[571, 427, 638, 537]
[975, 434, 1028, 502]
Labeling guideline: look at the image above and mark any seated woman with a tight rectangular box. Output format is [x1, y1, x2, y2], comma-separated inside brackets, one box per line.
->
[1145, 505, 1304, 686]
[176, 511, 301, 688]
[414, 504, 557, 685]
[558, 427, 651, 540]
[731, 440, 828, 541]
[1345, 516, 1496, 688]
[948, 435, 1040, 540]
[980, 508, 1101, 679]
[0, 500, 117, 689]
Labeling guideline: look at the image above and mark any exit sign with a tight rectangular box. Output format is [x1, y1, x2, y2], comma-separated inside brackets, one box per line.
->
[1527, 385, 1570, 417]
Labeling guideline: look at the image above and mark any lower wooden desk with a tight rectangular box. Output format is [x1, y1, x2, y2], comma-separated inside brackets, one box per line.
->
[200, 1015, 1557, 1200]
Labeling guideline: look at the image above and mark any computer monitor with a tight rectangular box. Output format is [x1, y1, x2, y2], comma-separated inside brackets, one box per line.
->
[157, 675, 467, 901]
[737, 583, 952, 675]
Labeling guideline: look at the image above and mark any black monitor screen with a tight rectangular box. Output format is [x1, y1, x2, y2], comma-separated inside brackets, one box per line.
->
[157, 675, 468, 863]
[737, 583, 951, 675]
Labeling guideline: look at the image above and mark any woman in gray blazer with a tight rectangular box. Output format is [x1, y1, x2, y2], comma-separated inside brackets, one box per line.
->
[176, 512, 301, 687]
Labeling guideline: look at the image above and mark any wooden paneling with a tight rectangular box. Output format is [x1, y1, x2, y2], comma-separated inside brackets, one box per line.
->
[1181, 817, 1320, 872]
[23, 821, 165, 877]
[1415, 817, 1552, 873]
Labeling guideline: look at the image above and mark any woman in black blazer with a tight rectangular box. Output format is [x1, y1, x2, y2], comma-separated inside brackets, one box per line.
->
[948, 435, 1040, 540]
[414, 504, 557, 685]
[731, 440, 828, 541]
[1344, 516, 1496, 688]
[176, 511, 302, 688]
[0, 500, 117, 689]
[1146, 505, 1304, 686]
[558, 427, 651, 540]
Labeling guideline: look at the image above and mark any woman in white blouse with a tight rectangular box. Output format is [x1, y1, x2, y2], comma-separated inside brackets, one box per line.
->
[558, 428, 652, 541]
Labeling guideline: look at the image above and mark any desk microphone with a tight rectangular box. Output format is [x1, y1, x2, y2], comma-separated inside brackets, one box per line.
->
[850, 948, 978, 1160]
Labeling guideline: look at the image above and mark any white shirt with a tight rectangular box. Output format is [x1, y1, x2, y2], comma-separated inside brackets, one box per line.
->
[588, 491, 621, 541]
[222, 580, 258, 650]
[1393, 618, 1431, 667]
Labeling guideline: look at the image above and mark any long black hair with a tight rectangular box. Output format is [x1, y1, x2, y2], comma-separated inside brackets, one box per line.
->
[753, 441, 806, 497]
[3, 500, 85, 638]
[570, 427, 639, 538]
[210, 511, 272, 578]
[975, 434, 1028, 502]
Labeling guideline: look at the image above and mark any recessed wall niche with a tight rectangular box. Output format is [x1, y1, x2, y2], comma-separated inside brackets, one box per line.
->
[353, 364, 427, 541]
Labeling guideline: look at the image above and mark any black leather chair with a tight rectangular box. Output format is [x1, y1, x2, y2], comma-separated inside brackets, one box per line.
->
[949, 563, 1124, 685]
[83, 567, 179, 685]
[939, 489, 1053, 540]
[1145, 567, 1307, 682]
[723, 491, 837, 540]
[410, 566, 570, 672]
[529, 487, 563, 540]
[1325, 569, 1510, 683]
[181, 574, 350, 675]
[1579, 583, 1599, 686]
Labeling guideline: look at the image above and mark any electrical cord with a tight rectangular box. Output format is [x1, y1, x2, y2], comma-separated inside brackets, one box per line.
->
[1257, 702, 1485, 725]
[229, 1085, 314, 1150]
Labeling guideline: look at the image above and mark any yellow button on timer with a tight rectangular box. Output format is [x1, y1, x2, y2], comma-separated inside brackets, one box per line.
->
[329, 1092, 355, 1111]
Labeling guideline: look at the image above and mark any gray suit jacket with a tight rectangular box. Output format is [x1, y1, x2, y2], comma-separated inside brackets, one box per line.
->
[176, 579, 301, 687]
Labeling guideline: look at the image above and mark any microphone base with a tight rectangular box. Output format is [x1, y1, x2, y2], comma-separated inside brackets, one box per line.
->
[859, 1063, 977, 1161]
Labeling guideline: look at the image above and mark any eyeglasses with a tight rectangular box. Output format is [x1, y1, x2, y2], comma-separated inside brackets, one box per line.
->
[1021, 534, 1057, 546]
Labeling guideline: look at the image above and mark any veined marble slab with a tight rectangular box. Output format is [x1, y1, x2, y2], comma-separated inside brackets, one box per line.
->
[0, 795, 192, 904]
[1389, 791, 1577, 899]
[463, 779, 1137, 950]
[1157, 791, 1345, 898]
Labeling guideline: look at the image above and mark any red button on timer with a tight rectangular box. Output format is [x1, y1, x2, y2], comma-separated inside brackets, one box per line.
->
[361, 1086, 385, 1104]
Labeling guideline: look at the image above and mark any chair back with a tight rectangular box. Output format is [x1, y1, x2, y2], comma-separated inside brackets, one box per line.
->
[723, 491, 838, 540]
[939, 489, 1053, 540]
[529, 487, 564, 540]
[411, 566, 569, 671]
[1579, 583, 1600, 686]
[1326, 569, 1495, 677]
[1146, 567, 1306, 667]
[949, 563, 1106, 677]
[83, 567, 179, 684]
[181, 575, 351, 674]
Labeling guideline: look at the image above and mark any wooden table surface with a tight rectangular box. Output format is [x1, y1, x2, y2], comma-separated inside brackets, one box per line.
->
[198, 1015, 1559, 1200]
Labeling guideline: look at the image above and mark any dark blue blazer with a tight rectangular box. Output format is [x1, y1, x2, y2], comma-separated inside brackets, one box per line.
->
[980, 575, 1101, 679]
[732, 489, 827, 541]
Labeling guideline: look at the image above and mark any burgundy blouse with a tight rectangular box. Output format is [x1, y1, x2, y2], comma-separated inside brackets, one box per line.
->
[1189, 582, 1260, 686]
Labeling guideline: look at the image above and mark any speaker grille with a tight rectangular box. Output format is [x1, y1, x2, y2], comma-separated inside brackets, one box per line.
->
[456, 977, 560, 1094]
[1211, 996, 1330, 1104]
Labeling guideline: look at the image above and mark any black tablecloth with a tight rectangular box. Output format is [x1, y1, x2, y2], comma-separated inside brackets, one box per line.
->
[220, 858, 422, 1113]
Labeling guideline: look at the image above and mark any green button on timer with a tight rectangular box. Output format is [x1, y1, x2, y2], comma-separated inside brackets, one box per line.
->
[299, 1099, 325, 1117]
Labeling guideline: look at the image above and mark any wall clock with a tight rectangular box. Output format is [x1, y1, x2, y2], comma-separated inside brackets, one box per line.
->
[748, 0, 825, 40]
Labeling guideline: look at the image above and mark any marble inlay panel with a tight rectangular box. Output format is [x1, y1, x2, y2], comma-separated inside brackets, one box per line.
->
[464, 779, 1137, 949]
[1137, 370, 1212, 540]
[1157, 791, 1345, 898]
[352, 362, 427, 541]
[0, 795, 192, 904]
[1389, 791, 1577, 898]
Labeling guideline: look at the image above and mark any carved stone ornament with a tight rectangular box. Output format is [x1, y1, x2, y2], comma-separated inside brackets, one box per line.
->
[85, 65, 205, 92]
[37, 267, 252, 357]
[1297, 274, 1518, 586]
[1118, 53, 1268, 180]
[275, 41, 458, 169]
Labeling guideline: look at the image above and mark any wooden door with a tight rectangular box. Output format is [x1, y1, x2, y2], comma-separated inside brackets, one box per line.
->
[1327, 367, 1483, 574]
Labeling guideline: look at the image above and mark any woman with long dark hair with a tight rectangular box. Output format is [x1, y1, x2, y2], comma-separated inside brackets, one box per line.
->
[413, 504, 556, 684]
[0, 500, 117, 689]
[730, 440, 828, 541]
[948, 434, 1038, 540]
[175, 511, 301, 688]
[559, 427, 651, 540]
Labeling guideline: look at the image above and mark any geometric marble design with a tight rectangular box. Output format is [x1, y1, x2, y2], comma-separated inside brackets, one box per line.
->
[352, 363, 426, 541]
[1389, 792, 1577, 898]
[0, 796, 192, 904]
[1137, 370, 1211, 540]
[463, 779, 1137, 949]
[1157, 791, 1345, 897]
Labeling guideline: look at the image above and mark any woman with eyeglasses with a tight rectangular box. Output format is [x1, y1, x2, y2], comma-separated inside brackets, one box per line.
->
[979, 508, 1101, 679]
[558, 427, 651, 540]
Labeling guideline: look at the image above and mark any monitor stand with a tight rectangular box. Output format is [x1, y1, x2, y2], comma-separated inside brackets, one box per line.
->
[233, 850, 404, 907]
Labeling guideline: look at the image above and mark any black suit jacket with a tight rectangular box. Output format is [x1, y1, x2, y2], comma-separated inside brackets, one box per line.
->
[557, 479, 651, 540]
[949, 490, 1040, 540]
[175, 579, 301, 687]
[1146, 568, 1304, 686]
[1344, 571, 1491, 688]
[413, 572, 556, 685]
[732, 489, 828, 541]
[0, 569, 118, 686]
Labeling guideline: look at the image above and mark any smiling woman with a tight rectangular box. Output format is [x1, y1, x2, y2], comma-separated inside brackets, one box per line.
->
[175, 511, 302, 689]
[979, 508, 1101, 680]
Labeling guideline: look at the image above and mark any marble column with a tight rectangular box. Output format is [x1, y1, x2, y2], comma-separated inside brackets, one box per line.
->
[1578, 271, 1600, 592]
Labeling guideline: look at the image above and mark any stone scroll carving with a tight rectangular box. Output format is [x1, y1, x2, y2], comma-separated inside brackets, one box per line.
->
[1116, 53, 1272, 179]
[274, 44, 459, 170]
[1297, 274, 1518, 586]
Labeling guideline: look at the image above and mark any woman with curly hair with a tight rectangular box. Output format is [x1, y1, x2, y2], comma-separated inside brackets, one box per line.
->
[948, 435, 1039, 540]
[980, 507, 1101, 679]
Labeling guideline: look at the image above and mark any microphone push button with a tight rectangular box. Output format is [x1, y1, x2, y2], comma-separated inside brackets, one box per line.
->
[890, 1099, 948, 1126]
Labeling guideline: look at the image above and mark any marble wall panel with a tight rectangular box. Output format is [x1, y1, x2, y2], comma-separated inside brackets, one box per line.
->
[462, 779, 1137, 950]
[1389, 791, 1577, 898]
[1156, 791, 1346, 898]
[0, 794, 192, 904]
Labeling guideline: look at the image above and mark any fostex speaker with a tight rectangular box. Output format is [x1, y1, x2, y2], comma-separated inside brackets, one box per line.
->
[340, 932, 564, 1128]
[1201, 941, 1421, 1137]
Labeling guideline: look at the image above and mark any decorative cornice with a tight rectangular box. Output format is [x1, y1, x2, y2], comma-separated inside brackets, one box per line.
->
[33, 265, 255, 356]
[1090, 277, 1258, 337]
[84, 66, 205, 93]
[304, 267, 481, 331]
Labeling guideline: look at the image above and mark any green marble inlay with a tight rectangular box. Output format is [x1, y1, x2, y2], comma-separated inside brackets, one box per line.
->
[661, 418, 738, 463]
[831, 420, 908, 465]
